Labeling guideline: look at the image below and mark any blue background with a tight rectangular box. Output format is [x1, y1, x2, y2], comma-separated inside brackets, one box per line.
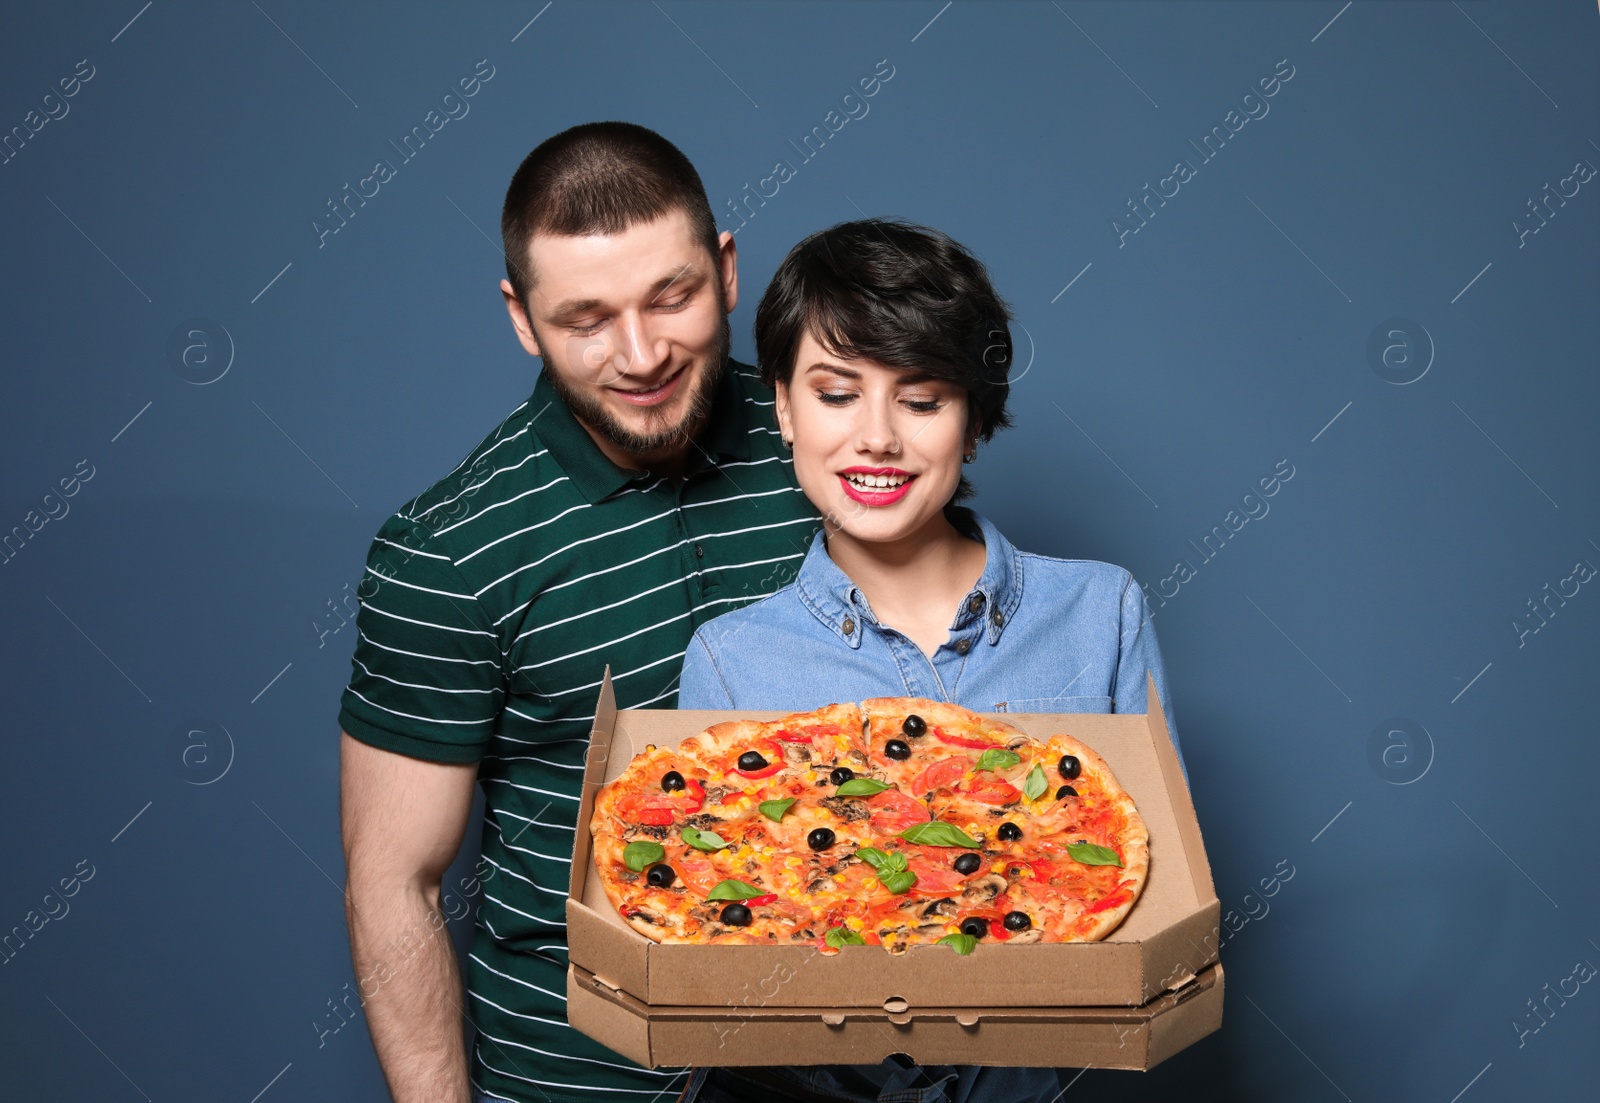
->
[2, 2, 1597, 1100]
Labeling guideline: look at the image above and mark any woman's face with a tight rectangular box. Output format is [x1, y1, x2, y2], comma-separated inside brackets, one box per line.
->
[776, 330, 974, 548]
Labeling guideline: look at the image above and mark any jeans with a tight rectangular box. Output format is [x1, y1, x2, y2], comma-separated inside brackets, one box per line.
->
[680, 1061, 1064, 1103]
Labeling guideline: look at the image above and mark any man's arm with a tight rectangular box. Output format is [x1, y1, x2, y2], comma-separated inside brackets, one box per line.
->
[341, 731, 479, 1103]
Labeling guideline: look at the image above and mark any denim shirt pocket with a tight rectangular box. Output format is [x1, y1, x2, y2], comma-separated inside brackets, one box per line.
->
[993, 695, 1113, 714]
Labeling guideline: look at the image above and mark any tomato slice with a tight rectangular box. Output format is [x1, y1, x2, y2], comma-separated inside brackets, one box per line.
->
[617, 777, 705, 824]
[772, 728, 813, 743]
[729, 738, 785, 778]
[866, 787, 931, 832]
[930, 725, 999, 750]
[908, 756, 969, 798]
[1088, 883, 1134, 915]
[906, 856, 967, 897]
[963, 776, 1021, 805]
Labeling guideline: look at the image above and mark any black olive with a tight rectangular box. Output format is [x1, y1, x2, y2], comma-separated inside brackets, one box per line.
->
[997, 822, 1023, 842]
[829, 766, 855, 785]
[720, 902, 752, 927]
[1058, 755, 1081, 780]
[953, 853, 981, 875]
[660, 770, 685, 792]
[737, 751, 768, 772]
[1056, 785, 1078, 800]
[960, 917, 988, 939]
[884, 739, 911, 760]
[1002, 911, 1032, 931]
[902, 714, 927, 738]
[807, 828, 836, 851]
[645, 864, 675, 888]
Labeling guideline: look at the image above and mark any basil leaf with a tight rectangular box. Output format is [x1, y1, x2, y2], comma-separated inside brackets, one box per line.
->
[759, 798, 796, 823]
[899, 821, 981, 848]
[824, 926, 865, 949]
[622, 841, 665, 872]
[938, 932, 977, 955]
[681, 825, 728, 852]
[855, 847, 889, 869]
[878, 868, 917, 894]
[976, 748, 1021, 772]
[1023, 764, 1047, 801]
[836, 778, 892, 797]
[706, 878, 767, 901]
[1067, 841, 1123, 867]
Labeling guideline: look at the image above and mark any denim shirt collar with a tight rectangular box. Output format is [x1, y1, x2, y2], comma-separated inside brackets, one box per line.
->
[793, 509, 1024, 650]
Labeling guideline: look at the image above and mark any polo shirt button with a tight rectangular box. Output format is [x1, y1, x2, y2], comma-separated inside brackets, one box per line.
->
[841, 617, 856, 635]
[991, 609, 1004, 627]
[955, 638, 971, 655]
[694, 543, 704, 558]
[967, 595, 982, 613]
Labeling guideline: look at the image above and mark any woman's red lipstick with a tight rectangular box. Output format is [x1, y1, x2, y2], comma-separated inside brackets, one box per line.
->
[838, 466, 914, 506]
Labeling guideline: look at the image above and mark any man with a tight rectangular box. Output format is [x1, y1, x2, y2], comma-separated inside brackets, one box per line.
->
[338, 122, 818, 1103]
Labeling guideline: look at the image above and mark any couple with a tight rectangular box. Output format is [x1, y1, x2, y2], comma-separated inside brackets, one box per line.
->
[339, 122, 1177, 1103]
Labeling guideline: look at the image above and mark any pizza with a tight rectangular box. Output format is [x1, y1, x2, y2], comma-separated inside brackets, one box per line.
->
[589, 697, 1148, 954]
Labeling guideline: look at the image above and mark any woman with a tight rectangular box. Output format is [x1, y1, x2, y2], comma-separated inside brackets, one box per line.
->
[676, 220, 1181, 1103]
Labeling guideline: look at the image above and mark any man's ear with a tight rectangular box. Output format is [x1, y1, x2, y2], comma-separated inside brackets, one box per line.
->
[500, 279, 543, 359]
[774, 379, 794, 443]
[716, 230, 739, 315]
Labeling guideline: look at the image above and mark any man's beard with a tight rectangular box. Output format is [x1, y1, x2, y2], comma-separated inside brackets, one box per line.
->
[543, 311, 730, 461]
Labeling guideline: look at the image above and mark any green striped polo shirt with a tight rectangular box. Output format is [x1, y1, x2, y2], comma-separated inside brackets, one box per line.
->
[339, 362, 818, 1103]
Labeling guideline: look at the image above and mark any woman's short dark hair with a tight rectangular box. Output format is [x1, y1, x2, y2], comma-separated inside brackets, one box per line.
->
[754, 219, 1014, 441]
[500, 122, 719, 307]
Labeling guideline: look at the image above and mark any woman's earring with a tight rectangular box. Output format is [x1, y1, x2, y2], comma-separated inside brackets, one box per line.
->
[963, 448, 977, 464]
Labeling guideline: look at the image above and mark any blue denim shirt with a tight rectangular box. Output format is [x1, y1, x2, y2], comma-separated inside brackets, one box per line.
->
[677, 511, 1181, 1102]
[681, 510, 1181, 766]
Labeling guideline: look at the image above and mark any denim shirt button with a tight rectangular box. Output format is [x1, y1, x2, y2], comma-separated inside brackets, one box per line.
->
[954, 638, 971, 654]
[966, 594, 982, 613]
[990, 609, 1004, 627]
[841, 617, 856, 635]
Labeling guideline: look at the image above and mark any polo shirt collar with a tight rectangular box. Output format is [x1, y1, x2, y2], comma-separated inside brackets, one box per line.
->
[528, 362, 754, 504]
[794, 509, 1023, 649]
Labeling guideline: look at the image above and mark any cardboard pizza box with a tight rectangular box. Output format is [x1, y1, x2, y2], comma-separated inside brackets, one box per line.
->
[565, 671, 1223, 1068]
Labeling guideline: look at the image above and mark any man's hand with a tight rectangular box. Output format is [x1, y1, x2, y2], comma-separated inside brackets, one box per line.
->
[341, 732, 479, 1103]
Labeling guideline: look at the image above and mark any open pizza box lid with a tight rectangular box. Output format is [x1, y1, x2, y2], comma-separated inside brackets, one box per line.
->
[566, 671, 1223, 1067]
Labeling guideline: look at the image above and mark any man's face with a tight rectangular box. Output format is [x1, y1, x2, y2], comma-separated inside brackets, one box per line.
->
[501, 209, 738, 472]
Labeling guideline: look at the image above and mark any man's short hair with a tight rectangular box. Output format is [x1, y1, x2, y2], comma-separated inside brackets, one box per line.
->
[500, 122, 720, 305]
[754, 219, 1014, 441]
